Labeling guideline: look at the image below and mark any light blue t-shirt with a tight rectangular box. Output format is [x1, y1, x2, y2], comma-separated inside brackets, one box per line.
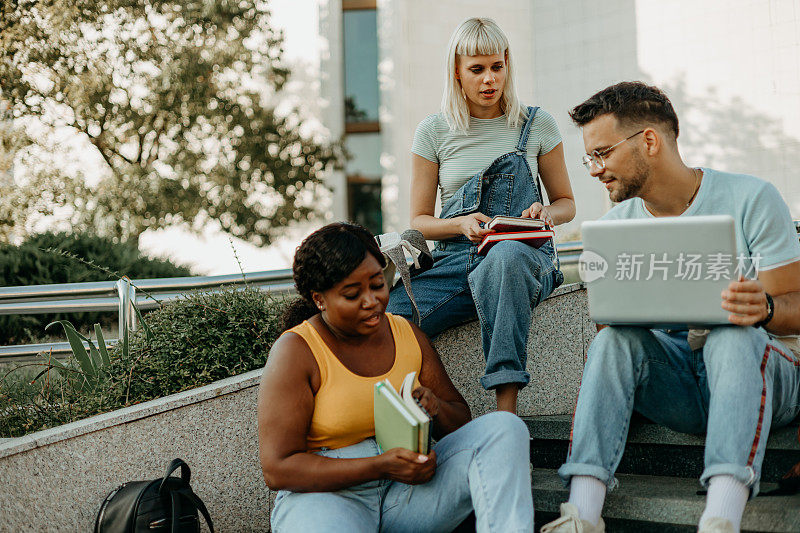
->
[411, 108, 562, 204]
[602, 167, 800, 272]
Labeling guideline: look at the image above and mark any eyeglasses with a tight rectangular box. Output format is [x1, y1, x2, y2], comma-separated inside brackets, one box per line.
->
[581, 130, 644, 172]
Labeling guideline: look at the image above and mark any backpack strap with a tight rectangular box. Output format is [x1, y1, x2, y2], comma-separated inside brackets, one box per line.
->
[160, 458, 191, 494]
[376, 230, 432, 325]
[174, 487, 215, 533]
[160, 458, 214, 532]
[170, 490, 181, 533]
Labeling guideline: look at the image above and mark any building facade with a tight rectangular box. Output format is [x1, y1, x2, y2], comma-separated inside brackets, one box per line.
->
[313, 0, 800, 241]
[16, 0, 792, 273]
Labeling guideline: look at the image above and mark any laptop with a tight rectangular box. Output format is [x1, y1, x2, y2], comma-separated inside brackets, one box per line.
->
[580, 215, 738, 327]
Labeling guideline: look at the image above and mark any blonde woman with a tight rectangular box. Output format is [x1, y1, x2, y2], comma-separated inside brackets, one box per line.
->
[388, 17, 575, 413]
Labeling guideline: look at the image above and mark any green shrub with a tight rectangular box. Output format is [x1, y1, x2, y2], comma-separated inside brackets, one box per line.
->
[0, 286, 290, 438]
[110, 287, 287, 402]
[0, 231, 192, 344]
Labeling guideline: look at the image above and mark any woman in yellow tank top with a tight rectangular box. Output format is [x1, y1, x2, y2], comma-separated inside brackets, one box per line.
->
[258, 223, 534, 532]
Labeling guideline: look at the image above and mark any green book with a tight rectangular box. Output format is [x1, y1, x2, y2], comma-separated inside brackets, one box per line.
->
[373, 371, 431, 454]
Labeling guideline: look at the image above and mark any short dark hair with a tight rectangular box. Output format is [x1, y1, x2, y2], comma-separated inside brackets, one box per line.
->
[281, 222, 386, 330]
[569, 81, 679, 138]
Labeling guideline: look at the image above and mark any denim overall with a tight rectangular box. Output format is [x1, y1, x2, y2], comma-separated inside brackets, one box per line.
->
[388, 106, 563, 390]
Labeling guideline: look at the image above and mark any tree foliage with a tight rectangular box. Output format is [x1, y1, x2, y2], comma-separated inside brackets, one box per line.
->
[0, 0, 342, 244]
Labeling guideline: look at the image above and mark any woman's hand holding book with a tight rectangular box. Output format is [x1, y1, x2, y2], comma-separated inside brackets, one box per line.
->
[458, 212, 493, 242]
[377, 448, 438, 485]
[412, 386, 440, 419]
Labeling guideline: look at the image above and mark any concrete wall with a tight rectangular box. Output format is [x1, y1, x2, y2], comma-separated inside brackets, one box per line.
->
[0, 284, 590, 532]
[0, 373, 268, 532]
[435, 284, 593, 418]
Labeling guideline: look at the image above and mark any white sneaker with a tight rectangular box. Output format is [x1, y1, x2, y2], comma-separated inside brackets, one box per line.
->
[698, 517, 736, 532]
[540, 503, 605, 533]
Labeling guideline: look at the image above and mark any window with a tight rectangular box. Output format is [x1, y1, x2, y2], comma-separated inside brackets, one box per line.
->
[343, 1, 381, 233]
[347, 177, 382, 235]
[344, 133, 382, 234]
[343, 8, 379, 132]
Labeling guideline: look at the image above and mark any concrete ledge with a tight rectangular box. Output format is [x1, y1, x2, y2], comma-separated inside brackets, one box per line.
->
[0, 284, 589, 531]
[527, 414, 800, 450]
[0, 369, 263, 461]
[0, 369, 270, 531]
[436, 282, 593, 417]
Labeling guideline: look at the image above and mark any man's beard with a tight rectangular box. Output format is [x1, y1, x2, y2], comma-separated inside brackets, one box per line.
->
[609, 153, 650, 203]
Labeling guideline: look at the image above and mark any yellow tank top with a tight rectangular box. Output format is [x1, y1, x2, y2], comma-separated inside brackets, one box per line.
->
[287, 313, 422, 451]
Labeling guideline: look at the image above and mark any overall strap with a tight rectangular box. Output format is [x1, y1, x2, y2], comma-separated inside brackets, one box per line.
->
[515, 106, 540, 153]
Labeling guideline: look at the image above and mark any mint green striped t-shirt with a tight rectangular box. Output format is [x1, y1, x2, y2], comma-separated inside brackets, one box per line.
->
[411, 108, 562, 204]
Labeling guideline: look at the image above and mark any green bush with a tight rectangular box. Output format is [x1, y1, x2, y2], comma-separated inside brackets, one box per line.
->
[0, 286, 289, 437]
[0, 231, 192, 344]
[110, 287, 287, 402]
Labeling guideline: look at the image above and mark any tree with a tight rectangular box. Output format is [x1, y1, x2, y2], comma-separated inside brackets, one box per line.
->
[0, 0, 343, 245]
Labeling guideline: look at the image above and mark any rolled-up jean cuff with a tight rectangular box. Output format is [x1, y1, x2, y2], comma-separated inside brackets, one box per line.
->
[558, 463, 618, 491]
[480, 369, 530, 391]
[700, 464, 759, 499]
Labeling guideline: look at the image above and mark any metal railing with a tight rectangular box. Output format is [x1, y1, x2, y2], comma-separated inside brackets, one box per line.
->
[3, 221, 799, 363]
[0, 242, 585, 363]
[0, 270, 295, 362]
[556, 241, 583, 263]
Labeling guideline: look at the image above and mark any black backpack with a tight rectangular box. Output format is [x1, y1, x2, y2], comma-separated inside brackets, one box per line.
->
[95, 458, 214, 533]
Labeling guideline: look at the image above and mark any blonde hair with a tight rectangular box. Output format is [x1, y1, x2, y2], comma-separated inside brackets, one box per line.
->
[441, 17, 526, 133]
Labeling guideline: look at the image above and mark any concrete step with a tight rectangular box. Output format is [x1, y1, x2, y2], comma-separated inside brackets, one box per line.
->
[532, 468, 800, 533]
[525, 415, 800, 483]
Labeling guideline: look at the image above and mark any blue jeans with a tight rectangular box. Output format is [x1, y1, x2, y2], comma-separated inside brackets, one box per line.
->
[388, 105, 561, 391]
[388, 239, 557, 390]
[559, 326, 800, 496]
[271, 412, 534, 532]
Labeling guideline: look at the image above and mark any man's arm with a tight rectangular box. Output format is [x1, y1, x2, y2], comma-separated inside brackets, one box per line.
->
[722, 259, 800, 336]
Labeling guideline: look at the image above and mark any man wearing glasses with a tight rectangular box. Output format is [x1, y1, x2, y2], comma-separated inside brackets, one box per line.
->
[541, 82, 800, 533]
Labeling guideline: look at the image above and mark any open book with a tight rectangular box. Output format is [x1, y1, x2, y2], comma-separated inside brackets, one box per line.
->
[374, 371, 431, 454]
[477, 229, 555, 255]
[486, 215, 548, 232]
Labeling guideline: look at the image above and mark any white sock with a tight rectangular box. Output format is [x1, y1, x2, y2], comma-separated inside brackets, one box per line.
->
[699, 475, 749, 532]
[568, 475, 606, 526]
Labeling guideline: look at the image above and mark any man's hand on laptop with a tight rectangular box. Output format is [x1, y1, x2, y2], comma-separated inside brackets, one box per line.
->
[721, 275, 769, 327]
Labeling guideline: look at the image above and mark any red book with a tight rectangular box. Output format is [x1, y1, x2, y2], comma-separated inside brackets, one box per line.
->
[486, 215, 548, 232]
[477, 229, 555, 255]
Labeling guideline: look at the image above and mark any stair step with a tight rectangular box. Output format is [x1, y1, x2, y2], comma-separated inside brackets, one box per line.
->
[532, 468, 800, 533]
[525, 415, 799, 449]
[525, 416, 799, 483]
